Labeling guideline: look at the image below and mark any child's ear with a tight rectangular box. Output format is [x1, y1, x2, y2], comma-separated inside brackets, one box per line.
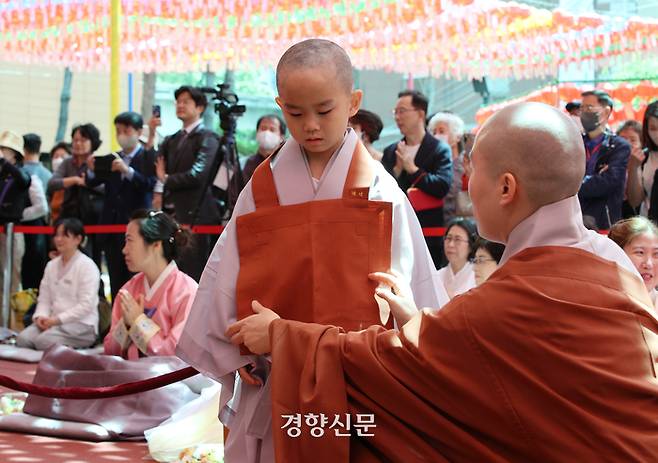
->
[275, 97, 284, 111]
[349, 89, 363, 117]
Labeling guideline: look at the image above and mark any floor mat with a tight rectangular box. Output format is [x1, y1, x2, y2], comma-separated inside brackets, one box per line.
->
[0, 431, 152, 462]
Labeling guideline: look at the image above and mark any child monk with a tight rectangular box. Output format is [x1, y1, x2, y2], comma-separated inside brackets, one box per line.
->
[176, 39, 446, 462]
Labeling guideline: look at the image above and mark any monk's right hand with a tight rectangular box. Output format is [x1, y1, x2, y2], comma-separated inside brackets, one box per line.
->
[238, 366, 263, 387]
[369, 271, 418, 327]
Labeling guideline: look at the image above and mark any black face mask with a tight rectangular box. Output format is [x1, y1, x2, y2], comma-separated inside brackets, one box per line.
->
[580, 111, 601, 133]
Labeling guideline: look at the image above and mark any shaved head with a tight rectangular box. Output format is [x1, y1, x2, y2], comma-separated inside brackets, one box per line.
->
[276, 39, 353, 94]
[473, 102, 585, 207]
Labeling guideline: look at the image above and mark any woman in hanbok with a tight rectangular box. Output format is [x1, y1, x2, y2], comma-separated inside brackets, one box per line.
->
[104, 209, 197, 359]
[435, 217, 477, 298]
[609, 216, 658, 309]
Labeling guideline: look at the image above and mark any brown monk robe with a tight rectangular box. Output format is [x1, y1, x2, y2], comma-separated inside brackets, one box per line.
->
[227, 102, 658, 462]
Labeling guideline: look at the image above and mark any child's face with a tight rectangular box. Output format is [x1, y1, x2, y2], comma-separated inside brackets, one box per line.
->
[276, 67, 362, 159]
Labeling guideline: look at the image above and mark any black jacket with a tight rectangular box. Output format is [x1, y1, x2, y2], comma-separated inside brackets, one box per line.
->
[159, 124, 221, 225]
[578, 132, 630, 229]
[0, 159, 31, 224]
[87, 146, 157, 225]
[382, 132, 453, 227]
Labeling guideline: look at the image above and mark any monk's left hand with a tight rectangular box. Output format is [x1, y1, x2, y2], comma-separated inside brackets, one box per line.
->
[226, 301, 280, 355]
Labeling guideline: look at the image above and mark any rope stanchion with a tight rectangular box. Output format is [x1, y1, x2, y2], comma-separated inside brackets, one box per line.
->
[0, 366, 199, 399]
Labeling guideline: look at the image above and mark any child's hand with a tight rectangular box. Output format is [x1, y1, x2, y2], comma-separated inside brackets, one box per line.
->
[226, 301, 280, 355]
[369, 271, 418, 327]
[238, 366, 263, 387]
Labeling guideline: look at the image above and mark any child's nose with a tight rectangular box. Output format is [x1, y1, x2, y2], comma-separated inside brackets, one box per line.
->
[303, 115, 320, 132]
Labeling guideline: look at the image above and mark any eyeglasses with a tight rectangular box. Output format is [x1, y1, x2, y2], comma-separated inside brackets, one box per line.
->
[392, 107, 418, 116]
[470, 256, 496, 265]
[444, 235, 468, 244]
[581, 104, 604, 112]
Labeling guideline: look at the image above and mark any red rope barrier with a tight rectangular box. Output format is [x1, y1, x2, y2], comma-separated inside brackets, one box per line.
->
[0, 366, 199, 399]
[0, 224, 612, 237]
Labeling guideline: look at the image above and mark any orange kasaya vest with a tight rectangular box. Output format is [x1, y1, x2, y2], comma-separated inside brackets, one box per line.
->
[235, 142, 393, 348]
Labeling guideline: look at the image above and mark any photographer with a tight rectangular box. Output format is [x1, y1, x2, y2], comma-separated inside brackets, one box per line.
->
[86, 111, 157, 300]
[153, 86, 221, 281]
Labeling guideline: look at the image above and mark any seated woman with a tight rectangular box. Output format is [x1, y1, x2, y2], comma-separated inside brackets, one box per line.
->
[104, 209, 197, 359]
[608, 216, 658, 307]
[435, 217, 477, 299]
[16, 218, 99, 350]
[472, 238, 506, 286]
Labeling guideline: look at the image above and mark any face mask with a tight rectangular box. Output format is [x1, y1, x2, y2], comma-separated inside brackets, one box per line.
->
[256, 130, 281, 151]
[649, 130, 658, 147]
[117, 134, 139, 152]
[434, 133, 450, 145]
[580, 111, 601, 133]
[51, 157, 64, 172]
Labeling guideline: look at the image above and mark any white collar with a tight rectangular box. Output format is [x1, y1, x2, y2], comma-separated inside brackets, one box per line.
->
[500, 195, 639, 277]
[183, 119, 203, 134]
[120, 144, 141, 159]
[143, 260, 178, 301]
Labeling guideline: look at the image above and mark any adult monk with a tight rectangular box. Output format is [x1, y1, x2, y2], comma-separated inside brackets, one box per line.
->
[227, 102, 658, 462]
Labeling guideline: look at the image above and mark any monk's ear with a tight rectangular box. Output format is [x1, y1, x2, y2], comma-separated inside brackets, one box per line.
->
[275, 96, 284, 112]
[349, 89, 363, 117]
[499, 173, 517, 206]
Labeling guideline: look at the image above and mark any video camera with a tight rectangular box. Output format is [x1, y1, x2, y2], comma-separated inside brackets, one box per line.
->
[198, 83, 246, 132]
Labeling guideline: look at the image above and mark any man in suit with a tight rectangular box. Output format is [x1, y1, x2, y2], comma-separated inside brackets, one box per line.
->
[578, 90, 631, 229]
[382, 90, 452, 267]
[155, 86, 221, 281]
[87, 111, 157, 299]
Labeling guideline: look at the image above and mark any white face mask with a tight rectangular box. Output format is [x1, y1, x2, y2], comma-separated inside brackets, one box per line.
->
[256, 130, 282, 151]
[117, 134, 140, 152]
[434, 133, 450, 145]
[649, 130, 658, 147]
[52, 156, 67, 172]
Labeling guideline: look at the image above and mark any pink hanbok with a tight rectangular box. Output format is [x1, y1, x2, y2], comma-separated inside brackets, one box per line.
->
[104, 261, 198, 359]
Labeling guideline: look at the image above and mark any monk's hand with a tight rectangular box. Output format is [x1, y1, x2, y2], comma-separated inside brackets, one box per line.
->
[225, 301, 280, 355]
[119, 290, 144, 326]
[369, 271, 418, 327]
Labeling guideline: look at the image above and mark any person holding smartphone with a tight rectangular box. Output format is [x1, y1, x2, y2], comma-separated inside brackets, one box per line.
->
[85, 111, 157, 300]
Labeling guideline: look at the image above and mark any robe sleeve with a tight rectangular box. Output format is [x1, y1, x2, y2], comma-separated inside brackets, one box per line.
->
[103, 291, 127, 356]
[176, 183, 258, 381]
[373, 165, 449, 309]
[33, 261, 54, 320]
[142, 276, 197, 357]
[269, 301, 521, 463]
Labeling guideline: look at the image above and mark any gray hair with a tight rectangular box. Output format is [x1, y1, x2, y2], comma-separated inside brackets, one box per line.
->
[427, 112, 465, 139]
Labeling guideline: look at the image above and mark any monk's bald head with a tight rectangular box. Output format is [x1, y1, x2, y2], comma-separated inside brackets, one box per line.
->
[473, 102, 585, 207]
[276, 39, 353, 94]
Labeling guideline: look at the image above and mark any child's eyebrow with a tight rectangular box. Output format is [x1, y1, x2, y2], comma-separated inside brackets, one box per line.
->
[284, 100, 334, 110]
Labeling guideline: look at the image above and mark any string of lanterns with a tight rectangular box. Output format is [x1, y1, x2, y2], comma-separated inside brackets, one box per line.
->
[1, 0, 656, 78]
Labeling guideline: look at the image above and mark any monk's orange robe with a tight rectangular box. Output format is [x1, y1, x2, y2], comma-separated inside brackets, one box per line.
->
[270, 246, 658, 462]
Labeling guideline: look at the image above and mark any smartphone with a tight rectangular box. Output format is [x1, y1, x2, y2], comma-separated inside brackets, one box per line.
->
[152, 105, 161, 118]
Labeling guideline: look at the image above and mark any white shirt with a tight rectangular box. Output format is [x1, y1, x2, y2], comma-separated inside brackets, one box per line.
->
[21, 175, 48, 222]
[34, 250, 100, 332]
[435, 262, 476, 299]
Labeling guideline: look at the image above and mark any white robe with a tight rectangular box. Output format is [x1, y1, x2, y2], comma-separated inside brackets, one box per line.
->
[176, 129, 446, 463]
[435, 262, 476, 299]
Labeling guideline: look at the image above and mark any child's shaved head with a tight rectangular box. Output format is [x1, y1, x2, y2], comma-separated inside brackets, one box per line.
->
[276, 39, 353, 94]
